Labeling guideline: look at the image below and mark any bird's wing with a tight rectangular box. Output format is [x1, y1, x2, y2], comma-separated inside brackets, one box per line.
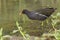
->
[35, 8, 55, 17]
[35, 12, 47, 17]
[35, 12, 48, 20]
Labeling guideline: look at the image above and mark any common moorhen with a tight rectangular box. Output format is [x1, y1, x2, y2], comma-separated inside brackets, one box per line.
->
[22, 8, 56, 21]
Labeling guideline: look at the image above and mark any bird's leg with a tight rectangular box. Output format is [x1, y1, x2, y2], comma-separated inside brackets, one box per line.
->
[41, 21, 44, 26]
[46, 20, 49, 24]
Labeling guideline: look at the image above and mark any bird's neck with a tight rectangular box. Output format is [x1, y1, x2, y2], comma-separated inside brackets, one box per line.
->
[24, 10, 31, 15]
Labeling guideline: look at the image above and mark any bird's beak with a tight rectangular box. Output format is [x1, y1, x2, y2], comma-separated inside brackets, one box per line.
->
[19, 13, 22, 16]
[18, 10, 22, 16]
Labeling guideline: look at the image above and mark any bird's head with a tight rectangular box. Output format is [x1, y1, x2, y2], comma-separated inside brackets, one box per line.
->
[22, 9, 30, 14]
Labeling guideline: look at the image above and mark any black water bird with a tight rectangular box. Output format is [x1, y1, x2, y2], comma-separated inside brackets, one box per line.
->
[22, 8, 56, 21]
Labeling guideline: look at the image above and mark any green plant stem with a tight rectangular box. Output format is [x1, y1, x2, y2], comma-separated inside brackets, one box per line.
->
[16, 21, 26, 39]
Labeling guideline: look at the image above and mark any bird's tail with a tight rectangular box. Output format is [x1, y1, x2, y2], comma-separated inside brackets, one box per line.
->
[54, 8, 57, 10]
